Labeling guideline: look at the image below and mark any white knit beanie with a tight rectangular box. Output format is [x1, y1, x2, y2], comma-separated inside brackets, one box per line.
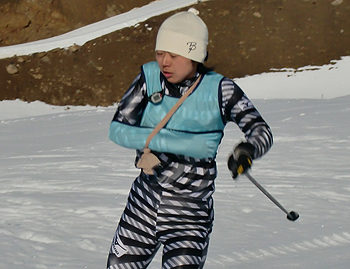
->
[155, 9, 208, 63]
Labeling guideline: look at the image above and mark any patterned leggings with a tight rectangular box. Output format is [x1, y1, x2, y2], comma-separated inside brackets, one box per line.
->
[107, 173, 214, 269]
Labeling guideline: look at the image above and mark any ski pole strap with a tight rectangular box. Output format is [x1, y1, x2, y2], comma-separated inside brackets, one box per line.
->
[144, 75, 202, 149]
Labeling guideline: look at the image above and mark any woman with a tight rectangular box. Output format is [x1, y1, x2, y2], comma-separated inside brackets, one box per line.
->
[107, 10, 273, 269]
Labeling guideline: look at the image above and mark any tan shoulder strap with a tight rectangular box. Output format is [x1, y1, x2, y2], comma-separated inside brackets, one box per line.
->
[144, 75, 202, 149]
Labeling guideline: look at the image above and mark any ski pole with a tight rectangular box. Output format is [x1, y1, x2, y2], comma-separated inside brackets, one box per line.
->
[244, 172, 299, 221]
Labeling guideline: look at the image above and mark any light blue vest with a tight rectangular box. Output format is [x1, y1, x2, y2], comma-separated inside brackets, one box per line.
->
[140, 61, 225, 157]
[109, 62, 226, 159]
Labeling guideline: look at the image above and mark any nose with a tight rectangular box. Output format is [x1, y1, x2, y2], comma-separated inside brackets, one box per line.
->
[161, 52, 171, 66]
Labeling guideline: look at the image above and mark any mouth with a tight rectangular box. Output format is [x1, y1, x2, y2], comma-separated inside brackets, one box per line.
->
[162, 70, 172, 78]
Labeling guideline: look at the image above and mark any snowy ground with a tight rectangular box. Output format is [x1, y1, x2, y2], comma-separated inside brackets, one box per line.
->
[1, 71, 350, 268]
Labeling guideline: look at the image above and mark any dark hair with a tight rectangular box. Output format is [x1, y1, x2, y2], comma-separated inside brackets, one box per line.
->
[197, 63, 215, 74]
[196, 51, 215, 74]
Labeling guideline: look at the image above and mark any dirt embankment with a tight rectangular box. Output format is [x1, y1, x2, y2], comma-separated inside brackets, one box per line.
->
[0, 0, 349, 106]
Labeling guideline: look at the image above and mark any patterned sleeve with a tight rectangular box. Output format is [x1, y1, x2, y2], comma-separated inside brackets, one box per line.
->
[220, 78, 273, 159]
[112, 72, 148, 126]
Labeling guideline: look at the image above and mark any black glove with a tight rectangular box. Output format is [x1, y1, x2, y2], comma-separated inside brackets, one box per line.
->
[227, 142, 255, 179]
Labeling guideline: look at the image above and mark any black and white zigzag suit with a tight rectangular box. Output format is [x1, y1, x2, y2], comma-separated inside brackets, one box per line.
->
[107, 63, 273, 269]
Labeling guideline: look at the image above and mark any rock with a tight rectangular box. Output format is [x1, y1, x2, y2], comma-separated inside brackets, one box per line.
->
[6, 64, 19, 75]
[31, 73, 43, 79]
[51, 11, 63, 19]
[68, 44, 80, 53]
[41, 56, 51, 63]
[331, 0, 343, 5]
[253, 12, 262, 18]
[17, 57, 25, 63]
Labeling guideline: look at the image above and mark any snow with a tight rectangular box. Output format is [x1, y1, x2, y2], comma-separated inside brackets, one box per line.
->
[1, 1, 350, 268]
[236, 56, 350, 99]
[1, 62, 349, 268]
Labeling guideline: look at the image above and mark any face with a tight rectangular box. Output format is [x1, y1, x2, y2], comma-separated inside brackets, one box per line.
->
[155, 51, 198, 84]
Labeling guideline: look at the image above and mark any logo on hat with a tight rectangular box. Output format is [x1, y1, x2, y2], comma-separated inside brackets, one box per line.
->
[187, 42, 197, 53]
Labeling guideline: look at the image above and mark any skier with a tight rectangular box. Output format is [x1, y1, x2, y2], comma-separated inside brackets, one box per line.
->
[107, 9, 273, 269]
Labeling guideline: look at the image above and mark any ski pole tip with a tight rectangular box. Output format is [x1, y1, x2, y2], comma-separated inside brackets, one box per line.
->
[287, 211, 299, 221]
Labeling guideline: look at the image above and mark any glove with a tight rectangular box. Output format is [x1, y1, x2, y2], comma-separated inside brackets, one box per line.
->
[227, 142, 255, 179]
